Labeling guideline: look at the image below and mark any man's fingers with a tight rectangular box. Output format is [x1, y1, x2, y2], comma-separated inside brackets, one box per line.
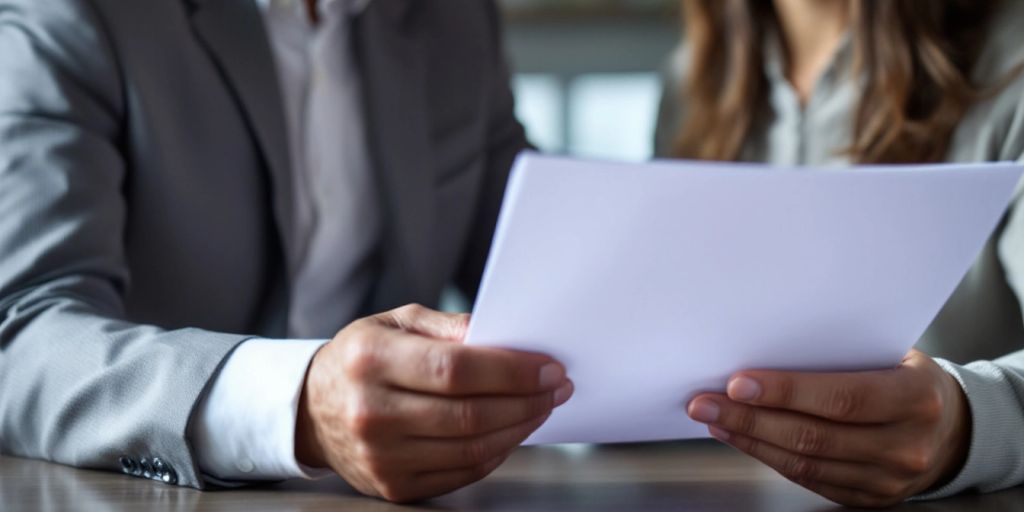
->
[375, 304, 471, 342]
[357, 328, 567, 396]
[723, 357, 934, 423]
[399, 383, 572, 438]
[384, 454, 509, 503]
[374, 413, 542, 502]
[687, 394, 901, 464]
[711, 428, 912, 507]
[405, 413, 549, 472]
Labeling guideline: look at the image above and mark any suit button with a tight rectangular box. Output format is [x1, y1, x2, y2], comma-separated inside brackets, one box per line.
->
[151, 458, 167, 481]
[139, 457, 153, 479]
[119, 456, 137, 475]
[160, 467, 178, 485]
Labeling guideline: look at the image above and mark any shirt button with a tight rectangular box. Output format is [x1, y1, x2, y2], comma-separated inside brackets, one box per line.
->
[237, 458, 255, 473]
[119, 456, 138, 475]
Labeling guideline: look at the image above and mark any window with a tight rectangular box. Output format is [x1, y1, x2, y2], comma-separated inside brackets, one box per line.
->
[501, 0, 680, 161]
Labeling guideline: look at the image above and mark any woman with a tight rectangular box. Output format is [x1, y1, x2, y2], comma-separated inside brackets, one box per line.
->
[657, 0, 1024, 508]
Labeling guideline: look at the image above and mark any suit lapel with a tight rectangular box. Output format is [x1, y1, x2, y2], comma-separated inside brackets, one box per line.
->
[186, 0, 433, 312]
[186, 0, 295, 263]
[355, 0, 437, 308]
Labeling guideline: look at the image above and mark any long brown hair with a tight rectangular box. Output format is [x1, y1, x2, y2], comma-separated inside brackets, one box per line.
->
[674, 0, 999, 164]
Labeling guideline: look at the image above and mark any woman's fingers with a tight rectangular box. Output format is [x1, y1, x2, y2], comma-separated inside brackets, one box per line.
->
[723, 360, 936, 424]
[689, 351, 973, 508]
[710, 427, 915, 508]
[688, 394, 906, 465]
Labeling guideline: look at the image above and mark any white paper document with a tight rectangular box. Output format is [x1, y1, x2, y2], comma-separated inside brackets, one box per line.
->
[465, 153, 1024, 445]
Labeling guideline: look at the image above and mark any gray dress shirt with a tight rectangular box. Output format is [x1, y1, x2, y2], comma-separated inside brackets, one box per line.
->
[262, 0, 379, 338]
[655, 0, 1024, 499]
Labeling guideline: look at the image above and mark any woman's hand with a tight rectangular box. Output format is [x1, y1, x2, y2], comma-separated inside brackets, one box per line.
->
[687, 349, 971, 508]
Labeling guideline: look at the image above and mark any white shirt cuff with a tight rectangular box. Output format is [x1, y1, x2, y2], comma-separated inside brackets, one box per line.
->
[190, 337, 331, 482]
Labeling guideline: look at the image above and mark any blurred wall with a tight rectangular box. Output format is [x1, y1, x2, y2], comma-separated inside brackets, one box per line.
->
[499, 1, 681, 161]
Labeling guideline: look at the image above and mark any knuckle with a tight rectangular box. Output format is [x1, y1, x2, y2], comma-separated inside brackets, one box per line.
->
[740, 436, 764, 459]
[731, 407, 759, 436]
[821, 386, 864, 421]
[396, 303, 425, 316]
[782, 455, 821, 482]
[345, 317, 377, 342]
[876, 479, 915, 501]
[895, 445, 934, 474]
[352, 441, 381, 472]
[398, 303, 428, 323]
[453, 402, 482, 435]
[788, 423, 830, 456]
[426, 345, 465, 392]
[406, 303, 428, 314]
[376, 479, 414, 504]
[915, 387, 945, 422]
[775, 376, 797, 408]
[341, 337, 379, 380]
[346, 412, 375, 438]
[344, 399, 381, 438]
[461, 438, 491, 465]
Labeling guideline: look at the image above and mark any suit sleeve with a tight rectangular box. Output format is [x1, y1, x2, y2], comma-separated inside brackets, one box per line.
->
[453, 1, 530, 301]
[0, 0, 247, 489]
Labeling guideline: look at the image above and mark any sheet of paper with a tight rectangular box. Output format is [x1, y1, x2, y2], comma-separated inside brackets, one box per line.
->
[466, 153, 1024, 445]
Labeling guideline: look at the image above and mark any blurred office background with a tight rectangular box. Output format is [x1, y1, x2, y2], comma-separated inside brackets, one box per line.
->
[443, 1, 681, 313]
[499, 0, 681, 161]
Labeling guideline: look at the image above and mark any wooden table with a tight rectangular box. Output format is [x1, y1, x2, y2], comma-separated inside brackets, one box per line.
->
[3, 440, 1021, 511]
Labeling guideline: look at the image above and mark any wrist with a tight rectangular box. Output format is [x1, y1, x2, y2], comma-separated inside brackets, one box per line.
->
[295, 352, 328, 469]
[934, 372, 972, 487]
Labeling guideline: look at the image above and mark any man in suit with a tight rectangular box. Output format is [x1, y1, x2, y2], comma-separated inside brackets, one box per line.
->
[0, 0, 572, 502]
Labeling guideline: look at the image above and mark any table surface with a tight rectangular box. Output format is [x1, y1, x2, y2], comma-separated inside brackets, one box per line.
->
[3, 440, 1022, 511]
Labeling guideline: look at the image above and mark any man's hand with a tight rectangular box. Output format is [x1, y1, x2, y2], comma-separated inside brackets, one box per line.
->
[295, 304, 572, 503]
[687, 349, 971, 508]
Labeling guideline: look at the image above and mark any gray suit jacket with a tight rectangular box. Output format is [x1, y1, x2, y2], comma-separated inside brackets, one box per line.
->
[0, 0, 527, 489]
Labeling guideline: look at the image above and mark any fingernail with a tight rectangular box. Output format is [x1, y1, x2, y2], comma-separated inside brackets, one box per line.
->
[538, 363, 565, 388]
[728, 376, 762, 402]
[553, 380, 574, 406]
[708, 425, 731, 441]
[687, 398, 720, 423]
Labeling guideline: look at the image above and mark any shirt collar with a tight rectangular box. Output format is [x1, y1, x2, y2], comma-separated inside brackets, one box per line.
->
[763, 27, 854, 90]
